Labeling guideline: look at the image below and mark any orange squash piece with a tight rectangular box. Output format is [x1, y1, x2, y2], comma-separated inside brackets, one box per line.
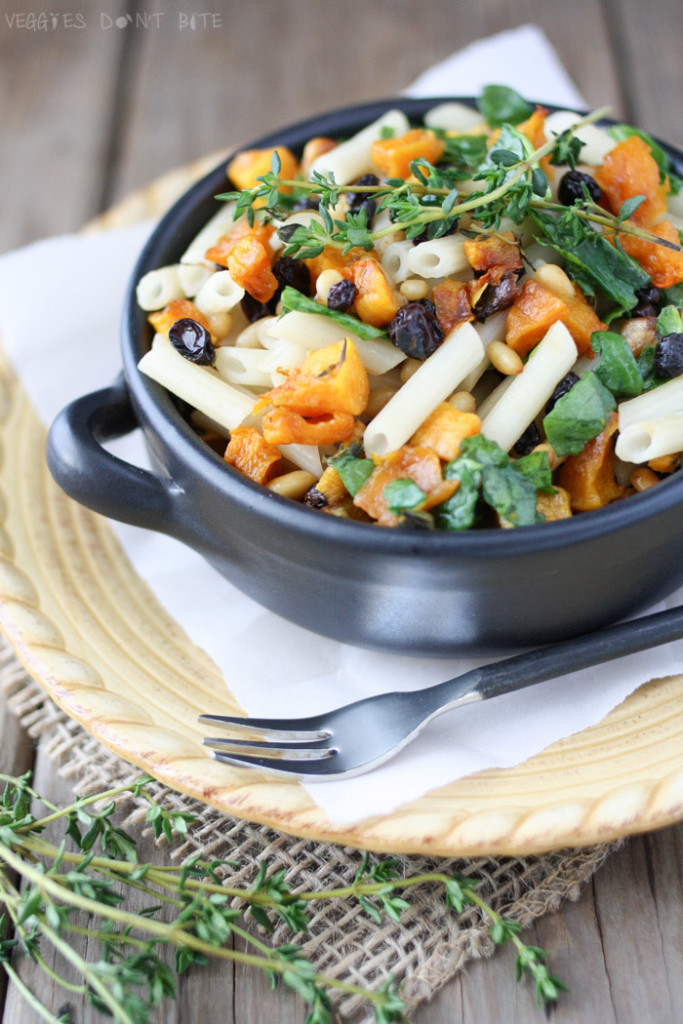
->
[463, 232, 524, 275]
[262, 408, 356, 446]
[370, 128, 445, 180]
[594, 135, 668, 227]
[148, 299, 214, 340]
[518, 106, 552, 175]
[506, 280, 568, 356]
[354, 445, 457, 526]
[227, 146, 299, 192]
[256, 339, 369, 419]
[536, 486, 572, 521]
[431, 279, 473, 334]
[409, 403, 481, 461]
[506, 279, 605, 357]
[557, 413, 624, 512]
[224, 426, 281, 484]
[617, 218, 683, 289]
[204, 220, 275, 266]
[225, 235, 278, 303]
[301, 136, 338, 177]
[350, 258, 402, 327]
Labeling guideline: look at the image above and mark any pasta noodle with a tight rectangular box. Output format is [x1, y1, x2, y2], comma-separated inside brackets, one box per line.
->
[480, 322, 578, 452]
[136, 266, 185, 311]
[616, 414, 683, 463]
[363, 321, 485, 457]
[264, 311, 406, 375]
[617, 374, 683, 432]
[406, 234, 469, 278]
[194, 270, 245, 316]
[309, 109, 410, 185]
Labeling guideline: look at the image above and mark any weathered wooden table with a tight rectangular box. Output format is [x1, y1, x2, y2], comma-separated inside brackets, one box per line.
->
[1, 1, 681, 1021]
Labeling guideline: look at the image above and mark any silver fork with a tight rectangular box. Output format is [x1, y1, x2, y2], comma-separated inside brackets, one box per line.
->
[199, 604, 683, 780]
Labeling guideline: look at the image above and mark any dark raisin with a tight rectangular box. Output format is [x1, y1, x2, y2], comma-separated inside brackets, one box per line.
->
[347, 174, 379, 221]
[511, 421, 541, 457]
[558, 170, 603, 206]
[272, 256, 311, 298]
[327, 279, 357, 312]
[388, 300, 445, 360]
[545, 371, 580, 413]
[473, 270, 519, 321]
[241, 293, 271, 322]
[632, 282, 660, 318]
[292, 196, 320, 212]
[304, 488, 328, 509]
[654, 333, 683, 378]
[168, 318, 214, 364]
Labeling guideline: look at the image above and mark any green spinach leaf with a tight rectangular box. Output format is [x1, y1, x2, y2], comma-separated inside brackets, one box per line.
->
[543, 372, 616, 455]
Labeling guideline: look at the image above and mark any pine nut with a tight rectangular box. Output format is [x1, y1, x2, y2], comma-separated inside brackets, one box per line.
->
[399, 277, 430, 301]
[448, 391, 476, 413]
[535, 263, 576, 301]
[487, 340, 523, 375]
[399, 357, 422, 383]
[648, 453, 679, 473]
[364, 386, 397, 419]
[631, 466, 660, 492]
[207, 311, 233, 341]
[267, 470, 318, 500]
[315, 269, 345, 304]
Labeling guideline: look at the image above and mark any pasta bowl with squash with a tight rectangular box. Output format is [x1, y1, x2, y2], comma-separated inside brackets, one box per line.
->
[47, 93, 683, 655]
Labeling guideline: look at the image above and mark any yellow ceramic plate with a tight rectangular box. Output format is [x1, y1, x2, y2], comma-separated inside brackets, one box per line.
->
[1, 165, 682, 857]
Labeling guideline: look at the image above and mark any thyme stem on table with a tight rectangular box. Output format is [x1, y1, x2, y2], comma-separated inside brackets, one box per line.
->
[0, 773, 566, 1023]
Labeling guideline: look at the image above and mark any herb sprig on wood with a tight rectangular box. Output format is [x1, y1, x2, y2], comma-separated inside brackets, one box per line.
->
[0, 772, 566, 1023]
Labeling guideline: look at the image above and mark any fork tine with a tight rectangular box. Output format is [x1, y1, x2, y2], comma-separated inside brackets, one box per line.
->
[197, 713, 330, 743]
[203, 737, 335, 759]
[208, 749, 337, 777]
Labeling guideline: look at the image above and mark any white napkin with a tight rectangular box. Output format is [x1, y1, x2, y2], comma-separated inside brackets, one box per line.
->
[2, 26, 682, 826]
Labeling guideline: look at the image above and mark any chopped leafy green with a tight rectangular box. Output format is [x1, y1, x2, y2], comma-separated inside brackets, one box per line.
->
[591, 331, 644, 398]
[543, 372, 616, 456]
[476, 85, 533, 128]
[530, 209, 651, 316]
[656, 304, 683, 338]
[279, 287, 388, 341]
[327, 446, 374, 496]
[608, 123, 683, 195]
[636, 344, 668, 391]
[435, 435, 552, 530]
[662, 282, 683, 306]
[435, 131, 488, 174]
[383, 478, 427, 515]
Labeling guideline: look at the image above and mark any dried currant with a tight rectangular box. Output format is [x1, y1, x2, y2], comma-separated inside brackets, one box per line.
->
[558, 170, 603, 206]
[472, 270, 519, 321]
[388, 300, 445, 360]
[632, 282, 660, 318]
[168, 318, 214, 364]
[654, 333, 683, 378]
[327, 279, 358, 312]
[511, 421, 541, 457]
[347, 173, 379, 221]
[272, 255, 311, 298]
[545, 372, 580, 413]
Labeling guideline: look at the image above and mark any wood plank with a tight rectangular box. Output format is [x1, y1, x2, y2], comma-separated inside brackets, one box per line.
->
[0, 0, 127, 252]
[110, 0, 623, 204]
[602, 0, 683, 147]
[416, 825, 683, 1023]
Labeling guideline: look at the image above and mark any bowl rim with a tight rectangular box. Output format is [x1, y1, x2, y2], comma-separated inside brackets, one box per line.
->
[121, 95, 683, 558]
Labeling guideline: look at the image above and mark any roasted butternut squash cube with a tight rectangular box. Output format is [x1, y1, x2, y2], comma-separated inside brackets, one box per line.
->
[227, 146, 299, 192]
[204, 220, 275, 267]
[225, 235, 278, 303]
[409, 403, 481, 461]
[350, 258, 402, 327]
[431, 279, 473, 334]
[506, 279, 605, 357]
[261, 408, 356, 446]
[617, 219, 683, 289]
[256, 338, 369, 419]
[557, 413, 624, 512]
[536, 486, 573, 521]
[354, 445, 457, 526]
[370, 128, 445, 180]
[224, 426, 281, 484]
[463, 232, 523, 275]
[594, 134, 668, 227]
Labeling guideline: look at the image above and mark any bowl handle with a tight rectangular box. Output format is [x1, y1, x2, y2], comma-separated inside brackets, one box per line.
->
[46, 375, 182, 531]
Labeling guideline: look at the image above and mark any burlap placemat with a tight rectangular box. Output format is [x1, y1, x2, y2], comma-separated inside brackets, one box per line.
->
[0, 636, 618, 1022]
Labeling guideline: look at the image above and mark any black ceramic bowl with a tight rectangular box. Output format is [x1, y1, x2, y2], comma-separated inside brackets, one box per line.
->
[46, 98, 683, 656]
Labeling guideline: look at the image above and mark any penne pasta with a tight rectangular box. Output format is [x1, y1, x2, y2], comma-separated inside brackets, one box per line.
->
[544, 111, 617, 165]
[194, 270, 245, 316]
[136, 266, 185, 311]
[309, 109, 410, 185]
[406, 234, 469, 278]
[180, 201, 239, 266]
[139, 334, 255, 432]
[480, 322, 577, 452]
[423, 101, 486, 133]
[617, 374, 683, 432]
[264, 311, 405, 375]
[363, 321, 485, 457]
[616, 413, 683, 463]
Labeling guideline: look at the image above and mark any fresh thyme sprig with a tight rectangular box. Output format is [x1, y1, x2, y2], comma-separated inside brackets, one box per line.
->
[0, 772, 566, 1023]
[215, 103, 680, 311]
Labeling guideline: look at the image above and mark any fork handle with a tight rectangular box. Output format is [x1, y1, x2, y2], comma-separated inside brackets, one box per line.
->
[430, 604, 683, 714]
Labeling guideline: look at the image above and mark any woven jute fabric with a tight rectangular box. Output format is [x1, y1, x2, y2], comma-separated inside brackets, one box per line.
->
[0, 638, 618, 1022]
